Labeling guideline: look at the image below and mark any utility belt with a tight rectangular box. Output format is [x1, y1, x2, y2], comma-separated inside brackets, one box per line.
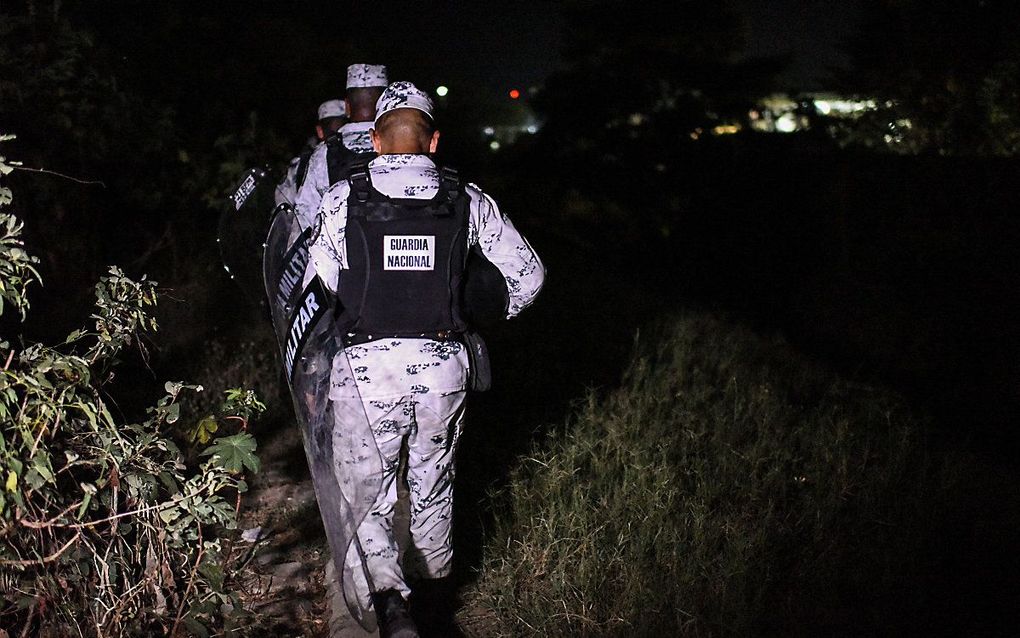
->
[341, 330, 463, 348]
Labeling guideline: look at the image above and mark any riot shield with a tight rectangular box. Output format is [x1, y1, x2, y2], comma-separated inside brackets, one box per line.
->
[219, 167, 274, 306]
[262, 206, 383, 631]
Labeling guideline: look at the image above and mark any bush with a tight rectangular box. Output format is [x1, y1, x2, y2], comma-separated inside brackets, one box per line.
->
[469, 312, 959, 636]
[176, 335, 286, 445]
[0, 137, 265, 637]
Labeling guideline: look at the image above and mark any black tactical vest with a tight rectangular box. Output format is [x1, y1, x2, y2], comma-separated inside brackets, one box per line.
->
[326, 136, 376, 187]
[336, 164, 469, 344]
[294, 146, 315, 190]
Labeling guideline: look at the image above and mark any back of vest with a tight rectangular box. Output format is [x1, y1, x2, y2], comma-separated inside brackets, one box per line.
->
[338, 185, 469, 339]
[326, 138, 376, 187]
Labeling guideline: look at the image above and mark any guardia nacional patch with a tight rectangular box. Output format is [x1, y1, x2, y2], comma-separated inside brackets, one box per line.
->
[383, 235, 435, 270]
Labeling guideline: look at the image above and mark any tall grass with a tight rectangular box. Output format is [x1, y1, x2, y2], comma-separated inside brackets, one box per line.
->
[468, 312, 959, 636]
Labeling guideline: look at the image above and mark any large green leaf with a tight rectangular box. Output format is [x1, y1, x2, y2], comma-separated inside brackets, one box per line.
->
[188, 415, 219, 445]
[200, 434, 260, 474]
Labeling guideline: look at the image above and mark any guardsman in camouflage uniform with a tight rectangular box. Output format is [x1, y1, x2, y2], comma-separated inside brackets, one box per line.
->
[275, 99, 347, 207]
[309, 81, 545, 636]
[295, 64, 388, 228]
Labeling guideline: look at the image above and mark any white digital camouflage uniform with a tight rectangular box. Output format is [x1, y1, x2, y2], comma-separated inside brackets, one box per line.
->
[293, 121, 373, 227]
[274, 141, 314, 207]
[308, 153, 545, 606]
[295, 64, 387, 230]
[277, 100, 347, 209]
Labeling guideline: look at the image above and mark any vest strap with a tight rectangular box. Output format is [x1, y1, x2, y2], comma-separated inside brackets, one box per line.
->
[347, 163, 464, 211]
[349, 164, 372, 202]
[439, 167, 460, 202]
[295, 147, 315, 189]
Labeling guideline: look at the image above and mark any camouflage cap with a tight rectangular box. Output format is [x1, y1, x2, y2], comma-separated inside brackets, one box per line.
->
[346, 64, 389, 89]
[374, 81, 435, 125]
[317, 99, 346, 121]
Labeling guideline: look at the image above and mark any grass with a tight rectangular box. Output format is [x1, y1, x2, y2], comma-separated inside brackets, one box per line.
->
[466, 312, 960, 636]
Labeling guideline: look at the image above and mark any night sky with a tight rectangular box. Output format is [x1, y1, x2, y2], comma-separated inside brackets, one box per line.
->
[739, 0, 862, 88]
[74, 0, 864, 137]
[332, 0, 863, 95]
[364, 1, 864, 94]
[132, 0, 862, 105]
[331, 3, 566, 99]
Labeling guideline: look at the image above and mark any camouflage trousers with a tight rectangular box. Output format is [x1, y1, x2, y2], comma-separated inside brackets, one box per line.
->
[332, 388, 467, 606]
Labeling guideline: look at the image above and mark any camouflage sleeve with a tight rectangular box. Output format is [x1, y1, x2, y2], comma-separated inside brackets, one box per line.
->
[294, 143, 328, 229]
[274, 157, 301, 206]
[307, 181, 351, 294]
[467, 184, 545, 317]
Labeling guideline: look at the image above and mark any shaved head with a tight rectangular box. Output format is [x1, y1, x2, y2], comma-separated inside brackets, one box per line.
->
[346, 87, 385, 122]
[371, 109, 438, 155]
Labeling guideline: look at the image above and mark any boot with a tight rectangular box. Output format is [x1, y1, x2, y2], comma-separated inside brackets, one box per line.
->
[410, 577, 463, 637]
[371, 588, 419, 638]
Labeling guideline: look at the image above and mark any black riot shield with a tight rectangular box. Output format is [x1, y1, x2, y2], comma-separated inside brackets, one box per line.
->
[262, 206, 383, 630]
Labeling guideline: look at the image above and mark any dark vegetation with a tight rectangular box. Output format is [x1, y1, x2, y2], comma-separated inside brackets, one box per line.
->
[2, 0, 1019, 635]
[0, 145, 269, 635]
[470, 313, 962, 636]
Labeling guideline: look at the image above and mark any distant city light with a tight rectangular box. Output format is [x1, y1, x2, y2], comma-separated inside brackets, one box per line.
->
[489, 140, 501, 151]
[526, 125, 538, 134]
[436, 85, 449, 97]
[711, 124, 742, 136]
[751, 92, 889, 136]
[483, 126, 495, 136]
[775, 113, 798, 133]
[812, 97, 878, 116]
[509, 89, 521, 100]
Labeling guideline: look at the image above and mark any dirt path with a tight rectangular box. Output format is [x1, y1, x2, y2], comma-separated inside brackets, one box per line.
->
[236, 414, 496, 637]
[236, 417, 335, 636]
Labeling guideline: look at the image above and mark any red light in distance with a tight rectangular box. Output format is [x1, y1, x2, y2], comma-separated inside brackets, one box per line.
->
[509, 89, 521, 100]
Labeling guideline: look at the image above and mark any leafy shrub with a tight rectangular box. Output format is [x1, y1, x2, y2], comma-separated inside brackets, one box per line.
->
[0, 134, 36, 321]
[0, 137, 265, 637]
[177, 336, 284, 448]
[469, 313, 959, 636]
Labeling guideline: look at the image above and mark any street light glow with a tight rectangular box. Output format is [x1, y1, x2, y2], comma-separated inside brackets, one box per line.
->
[436, 85, 449, 97]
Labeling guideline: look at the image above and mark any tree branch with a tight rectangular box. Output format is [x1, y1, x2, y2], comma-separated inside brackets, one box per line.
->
[17, 500, 82, 529]
[19, 482, 211, 530]
[12, 166, 105, 188]
[0, 530, 81, 566]
[170, 526, 204, 638]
